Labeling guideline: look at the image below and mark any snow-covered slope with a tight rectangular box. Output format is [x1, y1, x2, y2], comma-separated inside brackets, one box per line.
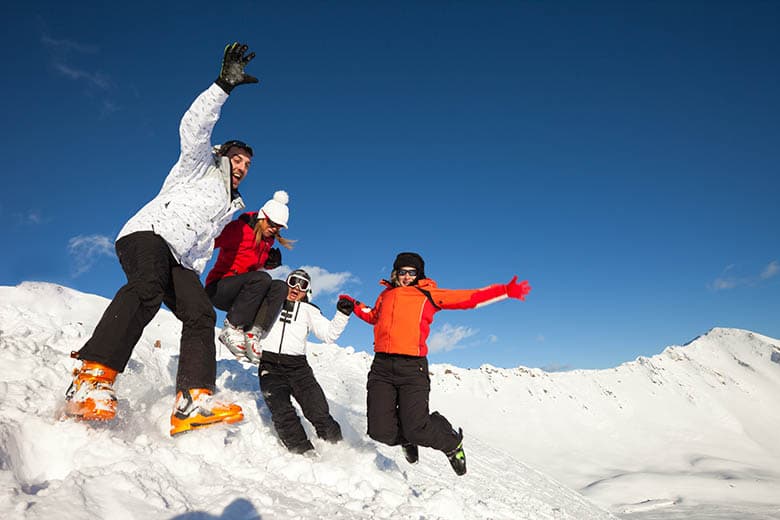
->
[0, 282, 616, 520]
[426, 328, 780, 518]
[3, 282, 779, 519]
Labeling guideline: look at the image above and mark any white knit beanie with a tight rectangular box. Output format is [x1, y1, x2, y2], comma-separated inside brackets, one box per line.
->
[260, 190, 290, 228]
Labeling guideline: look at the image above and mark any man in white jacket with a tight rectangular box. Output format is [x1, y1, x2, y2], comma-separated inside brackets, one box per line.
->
[252, 269, 354, 454]
[65, 42, 259, 436]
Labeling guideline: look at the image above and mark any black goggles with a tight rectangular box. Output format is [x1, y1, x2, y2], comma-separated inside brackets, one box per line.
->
[264, 215, 283, 229]
[287, 274, 310, 291]
[397, 268, 418, 277]
[219, 140, 254, 157]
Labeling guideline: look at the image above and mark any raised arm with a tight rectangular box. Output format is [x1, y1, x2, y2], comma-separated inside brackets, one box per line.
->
[164, 43, 258, 188]
[309, 303, 350, 344]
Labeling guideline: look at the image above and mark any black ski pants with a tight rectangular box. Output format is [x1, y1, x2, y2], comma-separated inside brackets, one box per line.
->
[206, 274, 286, 332]
[259, 351, 342, 453]
[77, 231, 217, 392]
[366, 352, 460, 453]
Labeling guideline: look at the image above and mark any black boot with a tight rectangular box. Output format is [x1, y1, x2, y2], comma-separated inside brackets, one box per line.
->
[402, 444, 419, 464]
[445, 428, 466, 476]
[287, 439, 315, 455]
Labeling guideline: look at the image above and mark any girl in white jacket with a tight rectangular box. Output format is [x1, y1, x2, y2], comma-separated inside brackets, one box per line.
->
[254, 269, 354, 454]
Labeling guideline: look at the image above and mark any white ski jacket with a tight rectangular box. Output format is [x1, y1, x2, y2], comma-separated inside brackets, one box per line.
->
[260, 300, 350, 357]
[117, 83, 245, 275]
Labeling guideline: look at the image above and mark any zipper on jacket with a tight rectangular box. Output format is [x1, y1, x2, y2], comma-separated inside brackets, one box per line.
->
[277, 300, 299, 354]
[278, 300, 295, 354]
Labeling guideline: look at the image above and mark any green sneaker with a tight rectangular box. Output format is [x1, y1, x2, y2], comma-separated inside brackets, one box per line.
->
[445, 428, 467, 476]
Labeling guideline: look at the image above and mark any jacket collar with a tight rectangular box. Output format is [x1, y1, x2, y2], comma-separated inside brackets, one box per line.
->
[217, 154, 242, 201]
[380, 278, 437, 289]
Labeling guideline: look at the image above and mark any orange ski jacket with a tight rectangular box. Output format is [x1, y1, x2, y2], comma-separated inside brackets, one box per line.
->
[352, 278, 510, 357]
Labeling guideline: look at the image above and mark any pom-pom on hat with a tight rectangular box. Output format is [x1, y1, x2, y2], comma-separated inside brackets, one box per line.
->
[393, 252, 425, 279]
[260, 190, 290, 228]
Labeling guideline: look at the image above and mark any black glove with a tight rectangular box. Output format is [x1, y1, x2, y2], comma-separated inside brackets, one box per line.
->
[264, 248, 282, 269]
[215, 42, 259, 94]
[336, 297, 354, 316]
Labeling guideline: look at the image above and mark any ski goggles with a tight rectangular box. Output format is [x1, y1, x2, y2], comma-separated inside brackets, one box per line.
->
[287, 274, 310, 291]
[396, 268, 418, 277]
[219, 140, 254, 157]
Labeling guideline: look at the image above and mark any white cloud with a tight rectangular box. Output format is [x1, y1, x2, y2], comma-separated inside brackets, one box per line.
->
[13, 211, 45, 225]
[488, 334, 498, 343]
[41, 33, 114, 111]
[709, 277, 739, 291]
[536, 334, 546, 342]
[298, 265, 354, 301]
[760, 260, 779, 280]
[67, 234, 114, 277]
[53, 63, 110, 89]
[41, 35, 99, 54]
[428, 323, 478, 354]
[708, 261, 779, 291]
[100, 99, 120, 118]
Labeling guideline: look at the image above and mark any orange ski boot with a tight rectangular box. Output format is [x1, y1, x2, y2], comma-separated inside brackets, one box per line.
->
[170, 388, 244, 436]
[64, 360, 118, 421]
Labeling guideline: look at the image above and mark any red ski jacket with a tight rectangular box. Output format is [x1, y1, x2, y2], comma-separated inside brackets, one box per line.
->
[205, 212, 274, 286]
[352, 278, 510, 357]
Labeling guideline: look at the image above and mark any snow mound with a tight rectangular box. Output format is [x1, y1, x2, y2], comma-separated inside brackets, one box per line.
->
[0, 282, 616, 519]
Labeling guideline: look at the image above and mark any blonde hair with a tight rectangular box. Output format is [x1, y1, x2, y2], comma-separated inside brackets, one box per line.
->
[254, 218, 295, 250]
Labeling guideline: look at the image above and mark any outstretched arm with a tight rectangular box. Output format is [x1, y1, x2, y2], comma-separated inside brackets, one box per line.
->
[429, 276, 531, 310]
[339, 294, 381, 325]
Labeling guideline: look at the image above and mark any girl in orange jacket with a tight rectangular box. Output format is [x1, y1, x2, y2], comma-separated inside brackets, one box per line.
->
[340, 252, 530, 475]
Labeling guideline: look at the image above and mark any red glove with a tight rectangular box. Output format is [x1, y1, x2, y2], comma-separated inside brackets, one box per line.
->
[505, 276, 531, 301]
[338, 294, 360, 306]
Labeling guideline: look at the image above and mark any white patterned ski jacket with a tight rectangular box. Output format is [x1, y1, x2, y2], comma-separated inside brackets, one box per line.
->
[260, 300, 350, 357]
[117, 83, 245, 275]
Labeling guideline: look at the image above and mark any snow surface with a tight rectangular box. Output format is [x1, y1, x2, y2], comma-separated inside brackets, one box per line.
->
[1, 282, 779, 519]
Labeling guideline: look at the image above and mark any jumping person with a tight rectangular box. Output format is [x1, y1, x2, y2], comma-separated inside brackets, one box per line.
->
[65, 42, 260, 436]
[340, 252, 531, 475]
[255, 269, 354, 454]
[205, 190, 295, 362]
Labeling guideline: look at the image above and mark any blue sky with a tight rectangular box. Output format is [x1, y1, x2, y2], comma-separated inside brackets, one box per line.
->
[1, 1, 778, 370]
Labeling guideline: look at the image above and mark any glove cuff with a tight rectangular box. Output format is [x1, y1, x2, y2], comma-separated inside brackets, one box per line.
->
[215, 77, 234, 94]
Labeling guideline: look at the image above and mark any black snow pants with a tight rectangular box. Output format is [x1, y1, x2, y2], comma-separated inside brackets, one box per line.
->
[259, 351, 342, 453]
[366, 352, 460, 453]
[206, 274, 286, 332]
[77, 231, 217, 392]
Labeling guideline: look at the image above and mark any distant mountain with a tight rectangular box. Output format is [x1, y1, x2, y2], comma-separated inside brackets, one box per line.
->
[2, 282, 778, 519]
[426, 326, 780, 518]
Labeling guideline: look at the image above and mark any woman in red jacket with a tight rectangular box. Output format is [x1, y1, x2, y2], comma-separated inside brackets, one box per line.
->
[205, 190, 294, 362]
[340, 252, 531, 476]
